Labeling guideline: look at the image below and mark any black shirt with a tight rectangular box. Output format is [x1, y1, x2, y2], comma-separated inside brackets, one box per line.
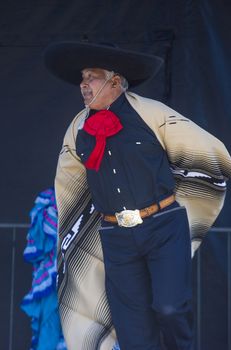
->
[76, 93, 175, 214]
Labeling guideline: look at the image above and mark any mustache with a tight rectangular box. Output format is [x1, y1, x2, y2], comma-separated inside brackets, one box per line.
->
[81, 89, 92, 97]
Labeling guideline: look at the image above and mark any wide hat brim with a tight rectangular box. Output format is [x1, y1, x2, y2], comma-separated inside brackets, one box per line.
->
[44, 41, 164, 87]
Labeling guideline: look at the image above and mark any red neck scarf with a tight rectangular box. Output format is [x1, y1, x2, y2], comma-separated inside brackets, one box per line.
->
[83, 110, 123, 171]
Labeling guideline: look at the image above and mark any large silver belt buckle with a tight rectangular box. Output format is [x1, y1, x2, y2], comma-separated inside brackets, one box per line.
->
[115, 209, 143, 227]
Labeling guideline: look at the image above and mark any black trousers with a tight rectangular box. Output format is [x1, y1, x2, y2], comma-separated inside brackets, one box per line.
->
[99, 202, 193, 350]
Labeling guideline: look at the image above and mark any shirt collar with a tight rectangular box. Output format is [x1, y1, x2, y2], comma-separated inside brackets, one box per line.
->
[89, 93, 126, 116]
[108, 92, 126, 113]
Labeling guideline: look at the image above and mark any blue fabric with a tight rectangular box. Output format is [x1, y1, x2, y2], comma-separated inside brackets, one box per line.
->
[76, 93, 175, 214]
[112, 342, 120, 350]
[21, 188, 67, 350]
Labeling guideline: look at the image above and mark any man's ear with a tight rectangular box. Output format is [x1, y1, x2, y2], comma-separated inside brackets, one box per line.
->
[111, 75, 122, 87]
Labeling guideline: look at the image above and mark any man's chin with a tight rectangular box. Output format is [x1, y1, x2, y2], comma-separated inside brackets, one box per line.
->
[83, 96, 93, 106]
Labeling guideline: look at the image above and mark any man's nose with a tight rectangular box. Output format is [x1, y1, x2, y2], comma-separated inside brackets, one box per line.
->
[80, 79, 88, 88]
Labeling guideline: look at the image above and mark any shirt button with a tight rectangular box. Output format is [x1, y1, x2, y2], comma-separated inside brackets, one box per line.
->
[108, 150, 112, 156]
[113, 169, 117, 174]
[117, 188, 121, 193]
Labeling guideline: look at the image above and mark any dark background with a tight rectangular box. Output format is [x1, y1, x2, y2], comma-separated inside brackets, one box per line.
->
[0, 1, 231, 349]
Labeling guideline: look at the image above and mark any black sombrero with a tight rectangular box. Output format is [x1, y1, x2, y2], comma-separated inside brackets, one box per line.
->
[44, 41, 163, 87]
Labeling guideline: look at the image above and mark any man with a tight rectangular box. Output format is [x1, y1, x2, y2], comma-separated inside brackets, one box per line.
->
[45, 42, 231, 350]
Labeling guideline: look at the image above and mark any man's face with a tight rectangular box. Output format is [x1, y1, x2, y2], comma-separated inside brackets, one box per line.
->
[80, 68, 114, 109]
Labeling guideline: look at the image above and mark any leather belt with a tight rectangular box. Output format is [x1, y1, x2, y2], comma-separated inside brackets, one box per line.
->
[102, 194, 176, 227]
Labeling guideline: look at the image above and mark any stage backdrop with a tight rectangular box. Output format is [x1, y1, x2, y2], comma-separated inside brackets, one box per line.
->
[0, 1, 230, 349]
